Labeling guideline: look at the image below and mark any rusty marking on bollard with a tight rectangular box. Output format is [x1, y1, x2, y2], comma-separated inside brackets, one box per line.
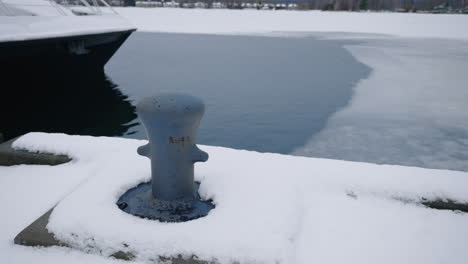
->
[169, 136, 191, 144]
[117, 93, 214, 222]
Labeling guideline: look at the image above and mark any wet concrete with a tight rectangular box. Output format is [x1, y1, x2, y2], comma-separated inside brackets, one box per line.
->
[0, 137, 70, 166]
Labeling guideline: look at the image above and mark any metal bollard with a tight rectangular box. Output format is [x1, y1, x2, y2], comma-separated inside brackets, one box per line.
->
[117, 93, 214, 222]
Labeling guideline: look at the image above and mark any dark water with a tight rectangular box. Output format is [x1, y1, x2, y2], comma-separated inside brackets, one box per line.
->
[106, 32, 370, 153]
[2, 32, 370, 154]
[1, 71, 137, 140]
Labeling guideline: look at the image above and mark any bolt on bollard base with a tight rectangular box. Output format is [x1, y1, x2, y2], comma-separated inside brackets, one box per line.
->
[117, 93, 214, 222]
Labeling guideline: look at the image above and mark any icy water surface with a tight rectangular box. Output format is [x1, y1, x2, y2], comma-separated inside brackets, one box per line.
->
[106, 32, 370, 153]
[293, 36, 468, 171]
[3, 32, 468, 171]
[3, 32, 368, 154]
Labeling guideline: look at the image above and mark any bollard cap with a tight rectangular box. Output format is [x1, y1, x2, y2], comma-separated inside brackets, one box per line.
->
[137, 93, 205, 118]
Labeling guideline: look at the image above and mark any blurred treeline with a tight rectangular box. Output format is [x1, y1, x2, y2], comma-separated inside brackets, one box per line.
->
[177, 0, 467, 11]
[295, 0, 465, 11]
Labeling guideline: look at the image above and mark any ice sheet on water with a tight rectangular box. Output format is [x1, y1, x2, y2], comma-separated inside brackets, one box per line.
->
[114, 8, 468, 40]
[110, 8, 468, 172]
[293, 37, 468, 172]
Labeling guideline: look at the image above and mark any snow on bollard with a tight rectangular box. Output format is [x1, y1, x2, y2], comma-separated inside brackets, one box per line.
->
[117, 93, 214, 222]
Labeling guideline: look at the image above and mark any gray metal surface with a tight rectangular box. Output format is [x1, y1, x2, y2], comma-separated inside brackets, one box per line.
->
[118, 93, 214, 222]
[0, 137, 71, 166]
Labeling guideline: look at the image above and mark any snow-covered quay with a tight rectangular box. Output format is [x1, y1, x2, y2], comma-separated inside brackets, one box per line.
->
[2, 133, 468, 264]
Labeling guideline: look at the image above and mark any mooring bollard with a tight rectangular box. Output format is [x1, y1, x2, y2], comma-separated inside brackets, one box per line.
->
[117, 93, 214, 222]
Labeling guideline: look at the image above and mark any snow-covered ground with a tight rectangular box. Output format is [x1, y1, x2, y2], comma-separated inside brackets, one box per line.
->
[2, 133, 468, 264]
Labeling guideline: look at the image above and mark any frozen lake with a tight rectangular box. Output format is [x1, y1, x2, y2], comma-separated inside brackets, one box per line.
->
[106, 32, 370, 154]
[106, 32, 468, 172]
[3, 31, 468, 172]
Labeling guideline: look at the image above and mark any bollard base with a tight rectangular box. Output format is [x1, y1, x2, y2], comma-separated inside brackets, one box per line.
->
[117, 182, 214, 222]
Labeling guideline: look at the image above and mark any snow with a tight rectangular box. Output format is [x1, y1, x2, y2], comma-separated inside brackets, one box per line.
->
[2, 132, 468, 264]
[0, 0, 135, 42]
[114, 8, 468, 40]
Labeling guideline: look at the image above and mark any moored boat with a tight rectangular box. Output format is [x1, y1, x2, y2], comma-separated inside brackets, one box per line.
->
[0, 0, 136, 74]
[0, 0, 137, 141]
